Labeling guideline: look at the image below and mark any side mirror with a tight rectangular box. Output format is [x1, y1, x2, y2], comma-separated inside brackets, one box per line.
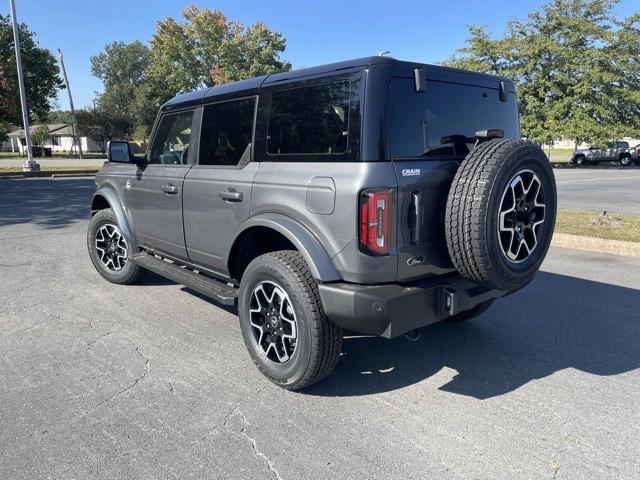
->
[107, 140, 134, 163]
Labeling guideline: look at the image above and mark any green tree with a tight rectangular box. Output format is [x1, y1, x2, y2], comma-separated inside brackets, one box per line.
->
[0, 121, 9, 143]
[30, 124, 50, 156]
[90, 41, 150, 117]
[133, 5, 291, 132]
[445, 0, 640, 146]
[76, 108, 134, 152]
[0, 15, 63, 125]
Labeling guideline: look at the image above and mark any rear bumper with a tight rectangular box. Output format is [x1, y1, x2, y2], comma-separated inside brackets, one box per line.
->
[318, 274, 505, 338]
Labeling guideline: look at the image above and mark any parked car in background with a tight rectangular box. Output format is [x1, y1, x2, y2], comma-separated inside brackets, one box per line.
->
[627, 143, 640, 165]
[571, 141, 633, 166]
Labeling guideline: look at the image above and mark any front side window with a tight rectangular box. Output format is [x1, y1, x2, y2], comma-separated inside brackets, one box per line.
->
[149, 110, 194, 165]
[199, 98, 256, 166]
[267, 80, 351, 156]
[390, 78, 520, 159]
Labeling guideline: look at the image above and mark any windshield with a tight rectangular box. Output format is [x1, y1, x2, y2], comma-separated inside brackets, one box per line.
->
[389, 78, 520, 159]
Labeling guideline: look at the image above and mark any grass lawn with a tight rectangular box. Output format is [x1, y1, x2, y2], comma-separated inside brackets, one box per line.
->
[546, 148, 573, 162]
[555, 210, 640, 243]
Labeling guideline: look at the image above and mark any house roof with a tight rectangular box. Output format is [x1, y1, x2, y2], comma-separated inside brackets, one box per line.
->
[8, 124, 74, 137]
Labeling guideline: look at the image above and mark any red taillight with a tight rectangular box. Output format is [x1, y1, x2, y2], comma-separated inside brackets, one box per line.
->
[359, 189, 391, 256]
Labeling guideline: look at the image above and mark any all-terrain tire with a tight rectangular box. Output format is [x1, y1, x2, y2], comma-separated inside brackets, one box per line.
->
[238, 250, 343, 390]
[87, 209, 144, 285]
[445, 139, 557, 291]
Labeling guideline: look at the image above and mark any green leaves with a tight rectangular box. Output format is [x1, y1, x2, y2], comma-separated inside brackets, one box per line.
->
[90, 6, 291, 137]
[0, 15, 63, 125]
[445, 0, 640, 146]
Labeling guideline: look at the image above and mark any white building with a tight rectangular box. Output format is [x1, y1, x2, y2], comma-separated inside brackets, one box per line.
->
[2, 124, 102, 154]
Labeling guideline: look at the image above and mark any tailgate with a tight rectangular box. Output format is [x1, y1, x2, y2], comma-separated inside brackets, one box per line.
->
[393, 160, 458, 282]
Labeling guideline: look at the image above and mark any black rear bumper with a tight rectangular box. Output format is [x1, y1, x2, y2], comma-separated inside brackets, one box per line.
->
[318, 274, 505, 338]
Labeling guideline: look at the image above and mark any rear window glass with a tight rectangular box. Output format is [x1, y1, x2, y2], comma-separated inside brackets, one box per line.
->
[389, 78, 519, 159]
[267, 80, 351, 155]
[199, 97, 256, 166]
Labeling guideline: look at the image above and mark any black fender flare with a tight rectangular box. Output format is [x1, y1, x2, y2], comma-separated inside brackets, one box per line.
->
[233, 214, 341, 282]
[90, 186, 137, 249]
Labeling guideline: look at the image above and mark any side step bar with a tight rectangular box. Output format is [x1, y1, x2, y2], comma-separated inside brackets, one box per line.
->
[130, 252, 238, 306]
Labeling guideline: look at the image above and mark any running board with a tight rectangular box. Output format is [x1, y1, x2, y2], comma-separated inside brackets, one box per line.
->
[130, 253, 238, 306]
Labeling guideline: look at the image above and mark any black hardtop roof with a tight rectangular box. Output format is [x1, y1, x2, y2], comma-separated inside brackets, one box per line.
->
[162, 56, 512, 111]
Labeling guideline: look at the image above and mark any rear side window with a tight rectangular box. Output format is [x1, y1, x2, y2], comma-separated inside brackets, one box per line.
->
[267, 80, 351, 156]
[199, 97, 256, 166]
[389, 78, 519, 159]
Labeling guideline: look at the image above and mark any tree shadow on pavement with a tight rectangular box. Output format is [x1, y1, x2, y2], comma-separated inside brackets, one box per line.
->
[0, 178, 95, 229]
[305, 272, 640, 399]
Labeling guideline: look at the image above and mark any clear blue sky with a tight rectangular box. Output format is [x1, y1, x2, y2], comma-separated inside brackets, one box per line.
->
[2, 0, 637, 109]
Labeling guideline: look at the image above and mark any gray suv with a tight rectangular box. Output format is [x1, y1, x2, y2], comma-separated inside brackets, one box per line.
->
[571, 141, 633, 166]
[88, 57, 557, 389]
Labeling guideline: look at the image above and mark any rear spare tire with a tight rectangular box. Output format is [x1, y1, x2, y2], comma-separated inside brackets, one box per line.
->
[445, 139, 556, 291]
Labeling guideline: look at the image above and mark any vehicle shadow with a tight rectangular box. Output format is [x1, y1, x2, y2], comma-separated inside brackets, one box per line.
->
[305, 271, 640, 398]
[0, 177, 95, 229]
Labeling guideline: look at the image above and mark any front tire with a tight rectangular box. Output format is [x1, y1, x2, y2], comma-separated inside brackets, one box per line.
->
[87, 209, 144, 285]
[620, 155, 632, 166]
[238, 251, 342, 390]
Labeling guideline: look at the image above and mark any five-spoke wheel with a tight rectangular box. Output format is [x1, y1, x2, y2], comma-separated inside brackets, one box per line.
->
[498, 170, 546, 263]
[95, 223, 128, 271]
[249, 281, 298, 364]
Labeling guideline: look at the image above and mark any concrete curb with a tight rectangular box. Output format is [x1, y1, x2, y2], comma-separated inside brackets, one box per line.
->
[0, 169, 98, 179]
[551, 232, 640, 257]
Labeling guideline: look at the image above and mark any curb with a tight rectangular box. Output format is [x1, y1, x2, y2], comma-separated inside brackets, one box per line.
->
[0, 169, 98, 179]
[551, 233, 640, 257]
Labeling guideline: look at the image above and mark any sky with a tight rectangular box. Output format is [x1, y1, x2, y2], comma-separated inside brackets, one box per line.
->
[1, 0, 638, 110]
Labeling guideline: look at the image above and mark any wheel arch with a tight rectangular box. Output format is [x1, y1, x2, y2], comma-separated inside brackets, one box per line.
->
[228, 214, 341, 283]
[90, 186, 136, 248]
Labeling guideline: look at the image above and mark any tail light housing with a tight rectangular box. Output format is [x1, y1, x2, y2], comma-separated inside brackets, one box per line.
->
[359, 189, 391, 256]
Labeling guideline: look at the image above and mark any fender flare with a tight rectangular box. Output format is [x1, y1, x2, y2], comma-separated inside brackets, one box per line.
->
[90, 186, 137, 248]
[233, 214, 341, 282]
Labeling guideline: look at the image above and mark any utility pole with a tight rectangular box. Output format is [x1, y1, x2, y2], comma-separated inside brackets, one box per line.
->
[9, 0, 39, 171]
[58, 49, 83, 159]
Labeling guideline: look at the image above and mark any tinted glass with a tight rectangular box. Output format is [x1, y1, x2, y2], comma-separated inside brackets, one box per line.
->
[390, 78, 519, 158]
[149, 111, 194, 165]
[199, 98, 256, 166]
[267, 80, 351, 155]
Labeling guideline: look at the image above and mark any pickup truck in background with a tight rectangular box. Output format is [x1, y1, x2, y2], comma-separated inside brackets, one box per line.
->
[571, 141, 634, 166]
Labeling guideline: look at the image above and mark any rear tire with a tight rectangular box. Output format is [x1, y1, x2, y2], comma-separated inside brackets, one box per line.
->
[445, 139, 557, 291]
[620, 155, 632, 166]
[238, 251, 343, 390]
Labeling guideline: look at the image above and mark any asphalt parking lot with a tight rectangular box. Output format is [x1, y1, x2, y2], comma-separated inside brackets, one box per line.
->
[554, 166, 640, 215]
[1, 177, 639, 479]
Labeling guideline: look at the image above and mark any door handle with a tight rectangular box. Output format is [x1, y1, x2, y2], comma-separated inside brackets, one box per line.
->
[218, 189, 244, 202]
[161, 183, 178, 195]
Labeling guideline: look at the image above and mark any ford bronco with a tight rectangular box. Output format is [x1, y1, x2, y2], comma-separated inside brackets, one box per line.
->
[88, 57, 557, 389]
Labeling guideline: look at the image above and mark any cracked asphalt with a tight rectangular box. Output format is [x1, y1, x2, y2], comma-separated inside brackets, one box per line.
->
[1, 177, 639, 480]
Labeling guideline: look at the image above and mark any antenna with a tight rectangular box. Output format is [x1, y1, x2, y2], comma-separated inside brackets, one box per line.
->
[378, 51, 390, 57]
